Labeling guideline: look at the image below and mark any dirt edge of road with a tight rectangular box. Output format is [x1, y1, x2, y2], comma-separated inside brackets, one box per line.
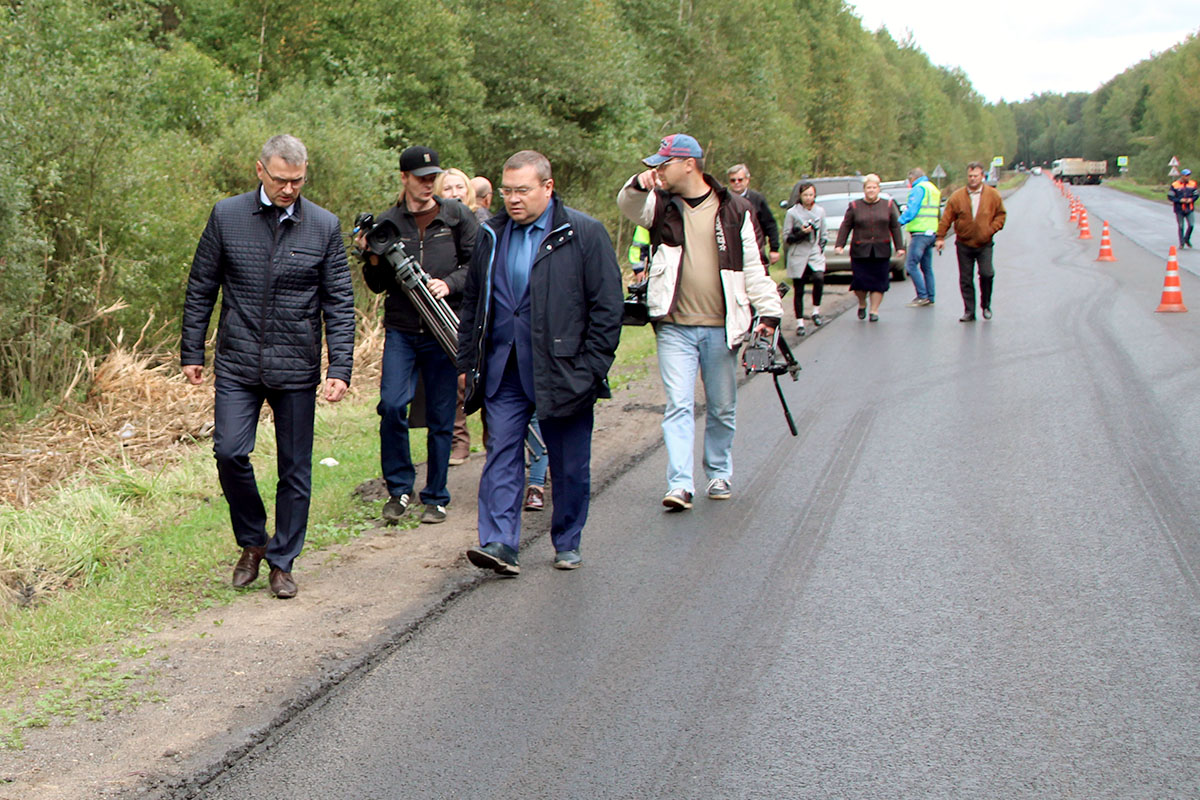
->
[0, 285, 856, 800]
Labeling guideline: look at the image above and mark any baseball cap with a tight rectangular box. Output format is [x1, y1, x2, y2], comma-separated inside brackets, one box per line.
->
[399, 146, 444, 176]
[1183, 168, 1193, 176]
[642, 134, 704, 167]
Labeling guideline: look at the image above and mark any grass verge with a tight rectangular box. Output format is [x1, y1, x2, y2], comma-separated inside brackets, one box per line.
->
[0, 396, 434, 747]
[1099, 177, 1171, 203]
[1, 332, 652, 748]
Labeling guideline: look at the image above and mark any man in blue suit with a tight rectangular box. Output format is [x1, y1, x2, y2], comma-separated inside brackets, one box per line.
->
[457, 150, 623, 575]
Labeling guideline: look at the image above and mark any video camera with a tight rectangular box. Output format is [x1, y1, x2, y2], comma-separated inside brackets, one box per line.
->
[741, 320, 802, 436]
[622, 275, 650, 326]
[353, 212, 460, 359]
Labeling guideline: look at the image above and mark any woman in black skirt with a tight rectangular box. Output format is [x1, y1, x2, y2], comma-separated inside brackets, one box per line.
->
[834, 174, 905, 322]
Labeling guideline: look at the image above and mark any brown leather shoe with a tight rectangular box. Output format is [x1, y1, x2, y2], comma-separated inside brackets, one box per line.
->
[523, 485, 544, 511]
[231, 546, 267, 589]
[269, 567, 297, 599]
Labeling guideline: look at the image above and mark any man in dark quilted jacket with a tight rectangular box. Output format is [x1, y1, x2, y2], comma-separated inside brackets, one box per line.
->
[181, 134, 355, 599]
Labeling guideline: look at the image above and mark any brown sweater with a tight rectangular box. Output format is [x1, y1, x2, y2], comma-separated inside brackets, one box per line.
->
[834, 197, 903, 259]
[936, 185, 1006, 247]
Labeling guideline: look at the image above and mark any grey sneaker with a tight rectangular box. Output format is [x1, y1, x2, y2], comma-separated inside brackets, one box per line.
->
[420, 504, 447, 524]
[706, 478, 732, 500]
[553, 549, 582, 570]
[662, 488, 693, 511]
[905, 298, 925, 307]
[382, 493, 410, 524]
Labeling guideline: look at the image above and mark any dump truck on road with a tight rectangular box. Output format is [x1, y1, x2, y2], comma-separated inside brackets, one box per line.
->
[1052, 158, 1106, 185]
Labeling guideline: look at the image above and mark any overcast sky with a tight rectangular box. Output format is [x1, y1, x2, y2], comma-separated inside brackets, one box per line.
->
[848, 1, 1199, 103]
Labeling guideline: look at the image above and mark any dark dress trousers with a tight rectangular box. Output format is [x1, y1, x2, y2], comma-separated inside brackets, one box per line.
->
[458, 197, 622, 554]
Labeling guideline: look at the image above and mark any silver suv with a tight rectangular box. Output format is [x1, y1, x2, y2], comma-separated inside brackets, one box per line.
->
[810, 181, 910, 281]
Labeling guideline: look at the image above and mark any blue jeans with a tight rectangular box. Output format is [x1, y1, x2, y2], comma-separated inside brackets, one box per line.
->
[378, 329, 457, 507]
[905, 233, 936, 301]
[1177, 209, 1195, 246]
[656, 323, 737, 493]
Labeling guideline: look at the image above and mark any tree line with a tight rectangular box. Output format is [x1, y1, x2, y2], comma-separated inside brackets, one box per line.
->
[0, 0, 1015, 415]
[1010, 31, 1199, 180]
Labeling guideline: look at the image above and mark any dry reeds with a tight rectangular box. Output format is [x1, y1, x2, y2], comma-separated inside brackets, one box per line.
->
[0, 308, 386, 509]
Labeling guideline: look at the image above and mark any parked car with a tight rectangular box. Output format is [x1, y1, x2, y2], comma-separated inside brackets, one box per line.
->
[815, 182, 910, 281]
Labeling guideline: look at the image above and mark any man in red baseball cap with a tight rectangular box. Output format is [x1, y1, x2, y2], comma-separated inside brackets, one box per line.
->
[617, 134, 781, 511]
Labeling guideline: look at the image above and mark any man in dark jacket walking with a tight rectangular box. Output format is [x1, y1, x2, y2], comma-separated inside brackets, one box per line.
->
[1168, 168, 1197, 248]
[727, 163, 780, 268]
[181, 134, 355, 599]
[358, 146, 478, 526]
[458, 150, 622, 576]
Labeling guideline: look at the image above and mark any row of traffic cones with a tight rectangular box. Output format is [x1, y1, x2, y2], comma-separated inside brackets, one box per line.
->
[1058, 180, 1186, 312]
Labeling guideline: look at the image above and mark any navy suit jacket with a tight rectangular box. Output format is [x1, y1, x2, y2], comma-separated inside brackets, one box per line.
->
[485, 220, 536, 401]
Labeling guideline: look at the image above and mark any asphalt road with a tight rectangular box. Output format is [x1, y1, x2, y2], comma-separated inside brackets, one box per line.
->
[196, 176, 1200, 799]
[1069, 182, 1200, 276]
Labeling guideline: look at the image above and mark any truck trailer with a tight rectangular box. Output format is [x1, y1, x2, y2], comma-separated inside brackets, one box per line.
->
[1052, 158, 1106, 185]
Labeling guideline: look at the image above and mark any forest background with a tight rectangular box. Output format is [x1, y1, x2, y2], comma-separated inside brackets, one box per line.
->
[0, 0, 1021, 417]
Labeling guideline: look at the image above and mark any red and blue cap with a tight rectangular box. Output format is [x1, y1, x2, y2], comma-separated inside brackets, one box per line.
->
[642, 134, 704, 167]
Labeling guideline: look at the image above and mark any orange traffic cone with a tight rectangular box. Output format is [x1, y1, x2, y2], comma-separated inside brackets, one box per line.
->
[1069, 199, 1079, 223]
[1078, 210, 1092, 239]
[1096, 221, 1117, 261]
[1156, 247, 1188, 312]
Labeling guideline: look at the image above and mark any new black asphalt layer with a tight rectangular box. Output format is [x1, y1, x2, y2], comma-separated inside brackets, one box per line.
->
[197, 177, 1200, 798]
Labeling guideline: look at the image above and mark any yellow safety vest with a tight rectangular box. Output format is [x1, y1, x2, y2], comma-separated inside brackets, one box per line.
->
[906, 181, 941, 234]
[628, 226, 650, 265]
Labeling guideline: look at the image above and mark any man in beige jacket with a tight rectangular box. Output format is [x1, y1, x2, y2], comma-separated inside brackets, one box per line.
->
[936, 161, 1007, 321]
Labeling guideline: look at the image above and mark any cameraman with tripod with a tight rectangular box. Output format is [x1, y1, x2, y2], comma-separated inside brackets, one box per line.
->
[359, 146, 479, 525]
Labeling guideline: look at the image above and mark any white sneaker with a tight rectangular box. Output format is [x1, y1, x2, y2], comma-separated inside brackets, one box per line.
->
[706, 478, 732, 500]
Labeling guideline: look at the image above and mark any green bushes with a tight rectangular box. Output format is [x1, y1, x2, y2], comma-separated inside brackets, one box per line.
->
[1012, 32, 1200, 180]
[0, 0, 1015, 416]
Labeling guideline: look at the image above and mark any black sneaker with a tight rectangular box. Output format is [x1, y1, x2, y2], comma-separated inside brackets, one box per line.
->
[811, 313, 824, 327]
[420, 504, 447, 524]
[382, 493, 410, 524]
[467, 542, 520, 576]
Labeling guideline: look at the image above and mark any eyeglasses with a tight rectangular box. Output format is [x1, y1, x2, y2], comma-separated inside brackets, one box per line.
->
[654, 158, 685, 172]
[260, 163, 308, 188]
[499, 181, 548, 198]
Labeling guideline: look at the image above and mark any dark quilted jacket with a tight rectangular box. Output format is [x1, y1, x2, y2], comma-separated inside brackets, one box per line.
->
[181, 189, 356, 390]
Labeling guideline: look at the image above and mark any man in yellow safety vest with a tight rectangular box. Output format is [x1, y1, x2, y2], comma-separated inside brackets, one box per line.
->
[897, 167, 941, 306]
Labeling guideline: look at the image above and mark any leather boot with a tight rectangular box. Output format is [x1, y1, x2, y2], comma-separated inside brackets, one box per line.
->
[231, 545, 267, 588]
[269, 567, 298, 599]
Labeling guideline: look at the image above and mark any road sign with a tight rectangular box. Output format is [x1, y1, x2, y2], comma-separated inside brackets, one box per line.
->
[991, 156, 1004, 167]
[931, 164, 946, 178]
[1170, 167, 1180, 177]
[1169, 156, 1180, 167]
[1117, 155, 1128, 167]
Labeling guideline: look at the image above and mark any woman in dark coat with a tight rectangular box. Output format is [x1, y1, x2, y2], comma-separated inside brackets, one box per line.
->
[834, 173, 905, 322]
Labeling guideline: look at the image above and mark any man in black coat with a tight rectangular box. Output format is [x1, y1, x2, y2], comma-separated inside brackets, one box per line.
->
[181, 134, 355, 599]
[726, 163, 780, 268]
[457, 150, 622, 575]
